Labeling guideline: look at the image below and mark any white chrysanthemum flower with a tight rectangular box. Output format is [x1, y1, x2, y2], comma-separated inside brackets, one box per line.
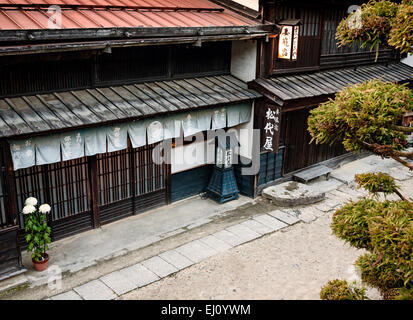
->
[39, 204, 51, 214]
[22, 204, 36, 215]
[25, 197, 38, 206]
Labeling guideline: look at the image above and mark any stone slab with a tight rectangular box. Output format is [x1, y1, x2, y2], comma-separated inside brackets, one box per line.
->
[100, 268, 138, 295]
[307, 177, 344, 194]
[253, 214, 288, 231]
[292, 164, 332, 183]
[315, 198, 341, 212]
[100, 263, 159, 294]
[329, 160, 376, 184]
[159, 249, 194, 270]
[175, 240, 218, 263]
[0, 273, 28, 295]
[141, 256, 178, 278]
[50, 290, 83, 300]
[389, 166, 413, 181]
[212, 229, 245, 247]
[268, 210, 300, 225]
[330, 189, 356, 201]
[131, 264, 160, 288]
[308, 207, 326, 218]
[262, 181, 325, 206]
[240, 219, 273, 235]
[225, 224, 261, 243]
[199, 235, 233, 253]
[296, 207, 317, 223]
[73, 279, 117, 300]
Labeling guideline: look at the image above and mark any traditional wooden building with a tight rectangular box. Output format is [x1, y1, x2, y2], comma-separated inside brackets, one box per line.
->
[248, 0, 413, 192]
[1, 0, 412, 279]
[0, 0, 276, 278]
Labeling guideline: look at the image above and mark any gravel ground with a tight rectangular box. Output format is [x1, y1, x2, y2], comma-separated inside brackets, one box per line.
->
[120, 178, 413, 300]
[118, 209, 380, 300]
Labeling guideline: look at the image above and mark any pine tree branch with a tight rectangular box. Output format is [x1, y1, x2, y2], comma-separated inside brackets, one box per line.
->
[390, 154, 413, 171]
[360, 141, 413, 171]
[396, 125, 413, 133]
[393, 150, 413, 159]
[394, 189, 406, 201]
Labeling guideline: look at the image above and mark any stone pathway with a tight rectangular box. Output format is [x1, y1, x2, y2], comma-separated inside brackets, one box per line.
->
[48, 182, 366, 300]
[10, 153, 412, 300]
[49, 208, 304, 300]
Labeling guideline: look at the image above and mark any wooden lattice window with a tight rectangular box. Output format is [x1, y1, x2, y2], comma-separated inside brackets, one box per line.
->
[14, 158, 90, 225]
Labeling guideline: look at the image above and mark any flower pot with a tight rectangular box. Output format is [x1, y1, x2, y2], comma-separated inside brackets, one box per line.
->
[32, 253, 49, 272]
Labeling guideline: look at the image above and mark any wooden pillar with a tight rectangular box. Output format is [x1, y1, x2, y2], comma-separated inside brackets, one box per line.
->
[165, 140, 172, 205]
[3, 142, 18, 226]
[3, 142, 23, 268]
[88, 155, 100, 228]
[129, 141, 137, 214]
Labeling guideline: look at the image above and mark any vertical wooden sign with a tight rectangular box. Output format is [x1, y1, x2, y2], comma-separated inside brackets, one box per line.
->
[260, 104, 281, 153]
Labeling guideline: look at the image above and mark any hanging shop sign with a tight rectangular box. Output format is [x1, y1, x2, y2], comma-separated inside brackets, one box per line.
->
[277, 19, 300, 61]
[261, 104, 281, 153]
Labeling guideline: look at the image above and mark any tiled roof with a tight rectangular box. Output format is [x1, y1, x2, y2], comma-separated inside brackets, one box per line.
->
[0, 74, 261, 138]
[251, 63, 413, 105]
[0, 0, 261, 30]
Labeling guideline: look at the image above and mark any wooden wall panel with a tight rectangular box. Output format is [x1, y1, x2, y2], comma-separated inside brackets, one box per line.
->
[0, 226, 21, 277]
[171, 165, 213, 202]
[282, 108, 346, 174]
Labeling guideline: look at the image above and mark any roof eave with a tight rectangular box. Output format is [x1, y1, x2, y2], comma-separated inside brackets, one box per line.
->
[0, 32, 270, 56]
[0, 24, 277, 43]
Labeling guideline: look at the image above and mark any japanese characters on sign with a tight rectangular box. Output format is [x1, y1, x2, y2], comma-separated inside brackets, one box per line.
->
[278, 25, 293, 60]
[292, 26, 299, 60]
[261, 105, 281, 153]
[278, 24, 299, 61]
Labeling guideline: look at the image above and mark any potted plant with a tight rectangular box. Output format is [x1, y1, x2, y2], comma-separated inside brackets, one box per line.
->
[22, 197, 52, 272]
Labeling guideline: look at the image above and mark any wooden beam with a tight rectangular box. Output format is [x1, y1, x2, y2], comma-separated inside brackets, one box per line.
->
[0, 25, 276, 43]
[0, 4, 225, 12]
[0, 33, 270, 57]
[88, 156, 100, 228]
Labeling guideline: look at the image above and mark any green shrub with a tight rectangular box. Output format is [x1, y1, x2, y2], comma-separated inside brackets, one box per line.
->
[308, 80, 412, 154]
[356, 253, 406, 291]
[355, 172, 401, 197]
[368, 202, 413, 287]
[333, 199, 412, 295]
[393, 287, 413, 300]
[388, 1, 413, 54]
[331, 198, 379, 250]
[320, 279, 367, 300]
[336, 0, 399, 58]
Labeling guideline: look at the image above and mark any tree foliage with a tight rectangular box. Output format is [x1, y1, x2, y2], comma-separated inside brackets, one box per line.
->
[336, 0, 413, 57]
[355, 172, 405, 199]
[308, 80, 413, 170]
[332, 199, 413, 295]
[388, 1, 413, 54]
[320, 279, 367, 300]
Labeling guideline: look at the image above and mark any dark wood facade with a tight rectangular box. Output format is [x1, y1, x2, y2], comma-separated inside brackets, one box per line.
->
[11, 142, 168, 247]
[0, 42, 231, 99]
[252, 0, 403, 184]
[0, 143, 22, 277]
[0, 38, 247, 277]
